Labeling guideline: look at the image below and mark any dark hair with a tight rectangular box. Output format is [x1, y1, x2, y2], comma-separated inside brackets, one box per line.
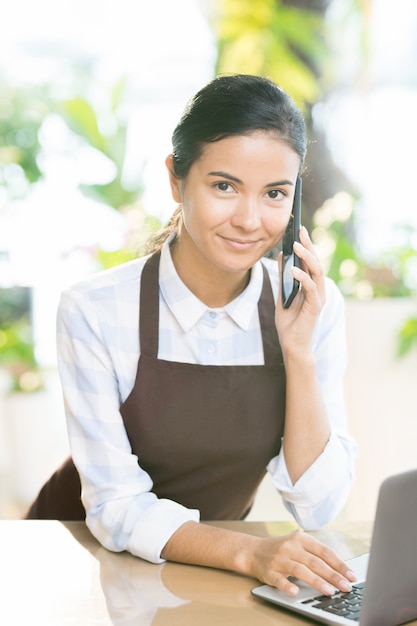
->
[172, 74, 306, 178]
[146, 74, 306, 253]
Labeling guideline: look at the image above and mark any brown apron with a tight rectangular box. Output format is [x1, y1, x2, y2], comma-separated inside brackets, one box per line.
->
[25, 252, 285, 521]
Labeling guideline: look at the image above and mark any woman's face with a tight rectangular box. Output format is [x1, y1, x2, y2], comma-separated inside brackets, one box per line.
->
[166, 130, 301, 275]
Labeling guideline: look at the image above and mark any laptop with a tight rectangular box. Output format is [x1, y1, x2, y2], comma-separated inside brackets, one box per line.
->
[252, 468, 417, 626]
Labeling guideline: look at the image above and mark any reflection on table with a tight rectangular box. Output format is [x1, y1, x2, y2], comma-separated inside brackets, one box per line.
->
[0, 519, 384, 626]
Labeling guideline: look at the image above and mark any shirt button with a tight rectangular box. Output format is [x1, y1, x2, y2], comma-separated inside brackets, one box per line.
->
[209, 311, 217, 319]
[208, 344, 216, 354]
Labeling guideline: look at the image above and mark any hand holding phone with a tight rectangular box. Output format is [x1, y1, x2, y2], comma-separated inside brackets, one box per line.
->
[281, 176, 302, 308]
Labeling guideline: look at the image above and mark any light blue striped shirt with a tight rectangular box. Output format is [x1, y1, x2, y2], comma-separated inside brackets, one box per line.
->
[57, 238, 356, 563]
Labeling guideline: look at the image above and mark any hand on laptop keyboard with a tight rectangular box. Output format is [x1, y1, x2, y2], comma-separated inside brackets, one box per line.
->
[250, 530, 357, 597]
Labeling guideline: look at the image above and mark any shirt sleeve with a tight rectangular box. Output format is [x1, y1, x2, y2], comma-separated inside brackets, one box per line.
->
[57, 287, 199, 563]
[267, 279, 357, 530]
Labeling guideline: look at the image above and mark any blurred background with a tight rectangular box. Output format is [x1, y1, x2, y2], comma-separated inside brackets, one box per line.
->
[1, 0, 417, 522]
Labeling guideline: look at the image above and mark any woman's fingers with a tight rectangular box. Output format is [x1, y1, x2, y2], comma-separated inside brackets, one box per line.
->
[257, 532, 356, 597]
[288, 553, 354, 595]
[267, 572, 300, 597]
[275, 227, 327, 351]
[298, 224, 318, 257]
[287, 228, 325, 311]
[295, 228, 325, 287]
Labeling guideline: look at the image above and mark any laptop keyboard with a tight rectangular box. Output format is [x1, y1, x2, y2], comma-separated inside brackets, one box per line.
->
[302, 582, 365, 621]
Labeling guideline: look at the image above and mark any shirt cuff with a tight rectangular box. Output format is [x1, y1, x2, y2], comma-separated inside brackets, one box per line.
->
[128, 499, 200, 564]
[267, 429, 356, 528]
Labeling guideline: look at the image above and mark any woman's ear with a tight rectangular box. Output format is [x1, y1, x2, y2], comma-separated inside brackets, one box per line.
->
[165, 154, 182, 203]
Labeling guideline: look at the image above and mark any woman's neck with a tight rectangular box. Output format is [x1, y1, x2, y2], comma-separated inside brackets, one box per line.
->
[170, 237, 251, 308]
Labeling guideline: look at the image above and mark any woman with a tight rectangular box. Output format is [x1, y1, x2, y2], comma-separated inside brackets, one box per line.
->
[27, 74, 356, 596]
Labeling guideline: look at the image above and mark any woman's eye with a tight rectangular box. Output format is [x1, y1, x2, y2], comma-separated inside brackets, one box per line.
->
[267, 189, 284, 200]
[216, 182, 233, 192]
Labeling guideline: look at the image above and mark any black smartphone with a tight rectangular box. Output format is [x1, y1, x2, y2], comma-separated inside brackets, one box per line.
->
[281, 176, 302, 308]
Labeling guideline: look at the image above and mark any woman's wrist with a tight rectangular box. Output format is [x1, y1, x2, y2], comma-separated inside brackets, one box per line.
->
[282, 346, 316, 371]
[231, 533, 263, 577]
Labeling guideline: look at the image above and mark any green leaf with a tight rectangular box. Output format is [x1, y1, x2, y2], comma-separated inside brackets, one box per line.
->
[63, 97, 105, 151]
[111, 76, 128, 113]
[397, 317, 417, 357]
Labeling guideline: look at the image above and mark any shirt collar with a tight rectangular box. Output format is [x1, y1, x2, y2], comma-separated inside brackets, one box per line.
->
[159, 235, 264, 332]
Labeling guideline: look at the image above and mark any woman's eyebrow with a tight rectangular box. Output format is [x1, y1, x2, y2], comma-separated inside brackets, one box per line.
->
[208, 171, 242, 183]
[208, 171, 294, 188]
[265, 179, 294, 188]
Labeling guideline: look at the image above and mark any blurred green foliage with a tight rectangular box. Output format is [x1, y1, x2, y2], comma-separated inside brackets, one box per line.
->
[311, 192, 415, 299]
[216, 0, 327, 106]
[0, 320, 43, 392]
[0, 288, 42, 392]
[60, 77, 141, 209]
[0, 74, 161, 389]
[0, 84, 47, 194]
[314, 196, 417, 356]
[0, 74, 147, 211]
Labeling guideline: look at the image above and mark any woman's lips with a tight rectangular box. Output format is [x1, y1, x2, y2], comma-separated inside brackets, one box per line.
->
[221, 236, 259, 251]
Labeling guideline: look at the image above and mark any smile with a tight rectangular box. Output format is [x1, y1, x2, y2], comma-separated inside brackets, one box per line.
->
[221, 236, 259, 251]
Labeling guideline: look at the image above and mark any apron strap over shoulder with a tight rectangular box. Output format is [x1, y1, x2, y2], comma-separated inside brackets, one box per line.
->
[139, 251, 161, 358]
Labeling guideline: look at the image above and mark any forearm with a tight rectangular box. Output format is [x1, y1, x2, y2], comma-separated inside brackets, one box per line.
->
[160, 520, 356, 597]
[282, 351, 330, 484]
[160, 521, 259, 576]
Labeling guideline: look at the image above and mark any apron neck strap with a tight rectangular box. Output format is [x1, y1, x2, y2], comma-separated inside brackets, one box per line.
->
[139, 251, 161, 357]
[258, 262, 283, 364]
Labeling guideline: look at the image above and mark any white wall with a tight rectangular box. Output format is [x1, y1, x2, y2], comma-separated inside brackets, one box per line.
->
[341, 297, 417, 522]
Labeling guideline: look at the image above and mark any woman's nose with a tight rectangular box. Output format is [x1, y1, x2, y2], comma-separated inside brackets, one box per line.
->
[230, 197, 261, 230]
